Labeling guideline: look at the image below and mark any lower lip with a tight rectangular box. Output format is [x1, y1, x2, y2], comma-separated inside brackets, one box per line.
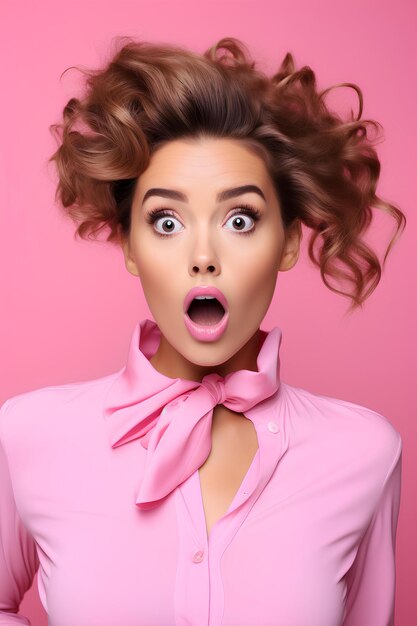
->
[183, 310, 229, 342]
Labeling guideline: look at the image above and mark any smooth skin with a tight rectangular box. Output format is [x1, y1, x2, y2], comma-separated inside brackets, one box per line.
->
[120, 136, 302, 382]
[120, 136, 302, 537]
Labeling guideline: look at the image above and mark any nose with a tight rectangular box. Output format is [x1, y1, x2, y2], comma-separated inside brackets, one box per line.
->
[188, 230, 220, 276]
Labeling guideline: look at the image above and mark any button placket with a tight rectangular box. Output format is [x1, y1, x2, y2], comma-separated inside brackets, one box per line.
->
[174, 483, 210, 626]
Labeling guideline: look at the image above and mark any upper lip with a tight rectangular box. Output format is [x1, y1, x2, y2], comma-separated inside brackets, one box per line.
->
[184, 286, 228, 314]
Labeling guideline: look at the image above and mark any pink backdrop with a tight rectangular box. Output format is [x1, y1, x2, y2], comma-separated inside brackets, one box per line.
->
[1, 0, 416, 623]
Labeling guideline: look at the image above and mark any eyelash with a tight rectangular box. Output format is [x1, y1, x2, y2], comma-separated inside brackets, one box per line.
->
[144, 204, 262, 238]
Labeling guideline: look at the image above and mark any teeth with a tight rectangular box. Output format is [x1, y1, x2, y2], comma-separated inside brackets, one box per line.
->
[194, 295, 216, 300]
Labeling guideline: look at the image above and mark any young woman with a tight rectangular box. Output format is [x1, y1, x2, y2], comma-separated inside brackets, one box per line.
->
[0, 37, 405, 625]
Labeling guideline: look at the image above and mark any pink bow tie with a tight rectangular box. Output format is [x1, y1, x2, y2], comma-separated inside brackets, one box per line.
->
[103, 319, 282, 510]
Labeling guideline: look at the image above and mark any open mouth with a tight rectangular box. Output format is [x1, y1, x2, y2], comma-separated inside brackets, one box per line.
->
[187, 296, 226, 326]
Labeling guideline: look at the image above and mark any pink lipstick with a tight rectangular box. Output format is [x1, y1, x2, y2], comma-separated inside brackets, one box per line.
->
[183, 286, 229, 342]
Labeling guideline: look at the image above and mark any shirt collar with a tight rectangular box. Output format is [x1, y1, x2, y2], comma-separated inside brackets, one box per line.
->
[102, 318, 285, 508]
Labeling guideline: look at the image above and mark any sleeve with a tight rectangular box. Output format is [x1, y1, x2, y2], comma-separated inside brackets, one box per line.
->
[0, 398, 40, 625]
[342, 432, 403, 626]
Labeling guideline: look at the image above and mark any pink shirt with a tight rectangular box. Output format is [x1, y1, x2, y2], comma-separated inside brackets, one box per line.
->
[0, 319, 402, 625]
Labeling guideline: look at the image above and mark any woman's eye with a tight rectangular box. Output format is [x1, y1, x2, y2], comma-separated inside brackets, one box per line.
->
[155, 216, 183, 235]
[146, 210, 183, 237]
[145, 205, 261, 237]
[224, 214, 254, 233]
[224, 207, 260, 234]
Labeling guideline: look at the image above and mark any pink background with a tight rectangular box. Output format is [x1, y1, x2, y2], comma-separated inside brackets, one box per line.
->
[1, 0, 415, 623]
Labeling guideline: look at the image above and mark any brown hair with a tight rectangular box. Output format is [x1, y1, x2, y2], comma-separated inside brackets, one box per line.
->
[48, 36, 406, 312]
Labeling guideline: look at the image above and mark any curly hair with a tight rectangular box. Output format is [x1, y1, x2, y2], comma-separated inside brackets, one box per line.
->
[48, 36, 406, 313]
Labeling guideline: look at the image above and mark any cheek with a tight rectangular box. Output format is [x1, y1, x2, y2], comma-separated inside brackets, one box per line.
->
[136, 252, 179, 305]
[133, 237, 169, 277]
[228, 239, 281, 309]
[230, 237, 281, 282]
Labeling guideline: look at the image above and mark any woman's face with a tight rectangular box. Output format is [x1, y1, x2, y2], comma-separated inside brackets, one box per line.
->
[121, 137, 301, 380]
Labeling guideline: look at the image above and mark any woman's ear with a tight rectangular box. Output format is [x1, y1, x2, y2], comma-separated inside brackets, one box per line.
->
[279, 219, 302, 272]
[120, 236, 140, 278]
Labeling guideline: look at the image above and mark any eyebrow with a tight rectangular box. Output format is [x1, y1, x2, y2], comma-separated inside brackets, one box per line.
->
[141, 184, 266, 205]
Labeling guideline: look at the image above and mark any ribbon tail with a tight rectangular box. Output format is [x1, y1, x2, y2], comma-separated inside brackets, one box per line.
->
[135, 399, 215, 509]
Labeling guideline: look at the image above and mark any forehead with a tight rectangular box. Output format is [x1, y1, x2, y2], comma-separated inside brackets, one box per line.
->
[137, 137, 271, 190]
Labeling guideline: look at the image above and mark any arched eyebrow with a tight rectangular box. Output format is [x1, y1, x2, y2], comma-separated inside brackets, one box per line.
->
[141, 184, 266, 206]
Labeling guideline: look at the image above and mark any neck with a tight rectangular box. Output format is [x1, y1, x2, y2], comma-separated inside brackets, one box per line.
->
[149, 328, 262, 382]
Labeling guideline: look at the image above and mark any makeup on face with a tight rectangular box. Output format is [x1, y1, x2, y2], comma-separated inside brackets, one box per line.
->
[123, 137, 295, 379]
[139, 171, 270, 344]
[183, 285, 229, 341]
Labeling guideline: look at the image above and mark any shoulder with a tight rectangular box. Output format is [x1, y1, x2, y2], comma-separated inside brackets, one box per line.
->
[0, 371, 121, 444]
[280, 381, 402, 480]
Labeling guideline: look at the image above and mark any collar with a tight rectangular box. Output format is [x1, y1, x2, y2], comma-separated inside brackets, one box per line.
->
[102, 318, 284, 509]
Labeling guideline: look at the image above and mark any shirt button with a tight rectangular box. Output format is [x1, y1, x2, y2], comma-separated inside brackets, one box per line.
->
[267, 421, 279, 433]
[192, 550, 204, 563]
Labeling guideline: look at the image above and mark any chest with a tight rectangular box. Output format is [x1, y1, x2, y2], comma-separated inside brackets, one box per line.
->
[197, 406, 259, 539]
[9, 407, 361, 626]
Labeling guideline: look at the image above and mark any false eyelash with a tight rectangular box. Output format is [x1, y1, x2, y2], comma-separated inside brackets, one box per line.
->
[144, 207, 177, 225]
[144, 204, 262, 238]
